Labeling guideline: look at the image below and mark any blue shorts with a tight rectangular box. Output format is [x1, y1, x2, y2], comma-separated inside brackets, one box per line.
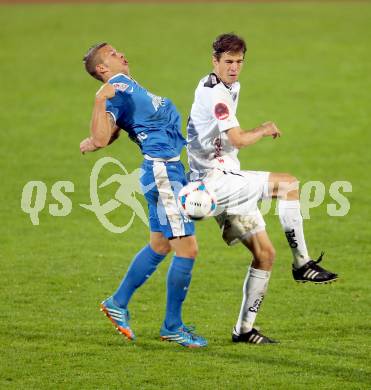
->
[140, 159, 195, 239]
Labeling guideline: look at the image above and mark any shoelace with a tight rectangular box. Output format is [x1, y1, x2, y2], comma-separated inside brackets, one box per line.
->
[176, 330, 194, 342]
[189, 333, 205, 342]
[311, 251, 331, 274]
[182, 324, 196, 334]
[182, 327, 204, 342]
[314, 251, 325, 264]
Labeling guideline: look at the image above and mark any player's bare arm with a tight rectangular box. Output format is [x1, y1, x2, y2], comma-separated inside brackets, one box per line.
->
[80, 84, 118, 154]
[89, 83, 116, 148]
[80, 115, 119, 154]
[227, 121, 281, 149]
[79, 119, 119, 154]
[108, 123, 121, 145]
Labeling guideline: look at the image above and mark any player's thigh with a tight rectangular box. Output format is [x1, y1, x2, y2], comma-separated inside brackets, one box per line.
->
[169, 235, 198, 259]
[150, 231, 172, 255]
[215, 210, 265, 246]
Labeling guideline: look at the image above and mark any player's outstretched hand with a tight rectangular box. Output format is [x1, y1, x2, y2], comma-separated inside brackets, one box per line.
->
[261, 121, 281, 139]
[80, 137, 99, 154]
[96, 83, 116, 100]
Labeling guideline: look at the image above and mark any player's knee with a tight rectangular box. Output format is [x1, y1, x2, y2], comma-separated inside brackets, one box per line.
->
[185, 244, 198, 259]
[150, 241, 172, 255]
[278, 173, 299, 199]
[290, 174, 299, 186]
[266, 247, 276, 262]
[280, 172, 298, 185]
[287, 174, 300, 200]
[260, 246, 276, 265]
[179, 241, 198, 259]
[172, 236, 199, 258]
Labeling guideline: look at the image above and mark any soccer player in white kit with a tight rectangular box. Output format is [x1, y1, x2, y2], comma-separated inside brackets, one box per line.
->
[186, 33, 338, 344]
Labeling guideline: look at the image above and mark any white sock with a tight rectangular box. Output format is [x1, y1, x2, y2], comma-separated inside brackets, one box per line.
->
[278, 199, 310, 268]
[235, 267, 271, 334]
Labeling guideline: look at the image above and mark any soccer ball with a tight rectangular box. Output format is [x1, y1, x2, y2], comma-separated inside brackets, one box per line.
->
[178, 181, 217, 220]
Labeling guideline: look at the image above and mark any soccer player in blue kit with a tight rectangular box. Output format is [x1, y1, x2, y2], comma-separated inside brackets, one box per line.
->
[79, 43, 207, 348]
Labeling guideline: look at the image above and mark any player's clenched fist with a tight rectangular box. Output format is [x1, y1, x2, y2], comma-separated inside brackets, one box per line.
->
[80, 137, 99, 154]
[261, 121, 281, 139]
[96, 83, 116, 100]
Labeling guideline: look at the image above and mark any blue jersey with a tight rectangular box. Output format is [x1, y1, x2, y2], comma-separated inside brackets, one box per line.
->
[106, 73, 186, 159]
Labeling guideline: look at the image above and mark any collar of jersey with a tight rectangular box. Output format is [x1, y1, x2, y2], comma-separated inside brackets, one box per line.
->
[108, 73, 133, 83]
[210, 72, 233, 91]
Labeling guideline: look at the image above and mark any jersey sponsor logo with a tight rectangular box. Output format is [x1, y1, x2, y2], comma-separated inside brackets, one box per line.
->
[147, 91, 165, 111]
[214, 102, 229, 120]
[112, 83, 130, 93]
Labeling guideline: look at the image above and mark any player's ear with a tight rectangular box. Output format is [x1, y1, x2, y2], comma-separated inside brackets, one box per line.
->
[95, 63, 106, 78]
[212, 56, 218, 67]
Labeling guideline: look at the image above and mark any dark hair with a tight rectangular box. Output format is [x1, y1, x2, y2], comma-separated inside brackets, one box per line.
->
[212, 33, 246, 61]
[83, 42, 108, 81]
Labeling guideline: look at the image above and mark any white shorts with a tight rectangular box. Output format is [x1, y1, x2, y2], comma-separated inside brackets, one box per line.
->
[204, 168, 270, 216]
[214, 210, 266, 246]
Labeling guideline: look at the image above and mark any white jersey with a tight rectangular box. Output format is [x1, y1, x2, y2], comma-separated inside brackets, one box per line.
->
[187, 73, 241, 180]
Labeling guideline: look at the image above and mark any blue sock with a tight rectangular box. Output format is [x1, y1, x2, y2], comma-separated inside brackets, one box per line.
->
[164, 256, 195, 331]
[113, 244, 166, 309]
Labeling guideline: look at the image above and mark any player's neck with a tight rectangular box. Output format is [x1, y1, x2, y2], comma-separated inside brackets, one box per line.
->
[212, 70, 234, 88]
[103, 71, 131, 83]
[213, 70, 232, 87]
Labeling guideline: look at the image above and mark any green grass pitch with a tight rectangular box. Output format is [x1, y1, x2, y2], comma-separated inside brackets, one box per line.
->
[1, 2, 370, 388]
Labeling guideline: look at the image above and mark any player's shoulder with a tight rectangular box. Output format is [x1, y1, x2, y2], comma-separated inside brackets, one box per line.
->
[202, 73, 221, 88]
[200, 73, 240, 94]
[108, 73, 134, 93]
[196, 74, 224, 98]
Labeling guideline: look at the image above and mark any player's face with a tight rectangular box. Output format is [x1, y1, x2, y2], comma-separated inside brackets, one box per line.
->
[98, 45, 130, 77]
[213, 51, 244, 85]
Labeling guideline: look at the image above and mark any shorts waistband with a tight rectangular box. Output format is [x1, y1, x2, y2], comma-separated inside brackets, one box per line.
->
[144, 154, 180, 162]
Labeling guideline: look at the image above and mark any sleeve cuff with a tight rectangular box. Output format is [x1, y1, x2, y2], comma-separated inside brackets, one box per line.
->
[106, 111, 117, 123]
[218, 118, 240, 132]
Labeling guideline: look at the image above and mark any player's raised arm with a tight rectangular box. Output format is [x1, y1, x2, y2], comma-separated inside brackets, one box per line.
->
[90, 83, 117, 148]
[226, 121, 281, 149]
[80, 83, 118, 154]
